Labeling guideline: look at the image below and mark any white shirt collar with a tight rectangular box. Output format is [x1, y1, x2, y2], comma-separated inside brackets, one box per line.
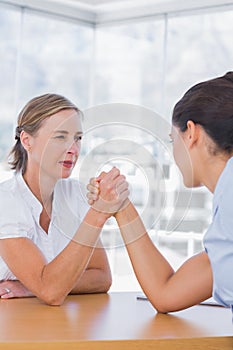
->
[15, 171, 43, 218]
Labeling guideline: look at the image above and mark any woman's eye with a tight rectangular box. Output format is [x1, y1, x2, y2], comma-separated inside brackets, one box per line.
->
[168, 136, 174, 143]
[75, 136, 82, 142]
[55, 135, 65, 140]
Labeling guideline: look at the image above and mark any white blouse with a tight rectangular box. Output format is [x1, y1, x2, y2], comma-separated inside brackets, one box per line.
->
[0, 172, 89, 280]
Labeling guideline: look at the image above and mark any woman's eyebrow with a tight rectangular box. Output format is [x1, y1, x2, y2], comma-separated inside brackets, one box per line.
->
[53, 130, 83, 135]
[53, 130, 68, 134]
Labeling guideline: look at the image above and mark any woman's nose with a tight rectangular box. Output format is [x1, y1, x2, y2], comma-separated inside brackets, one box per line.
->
[67, 141, 80, 155]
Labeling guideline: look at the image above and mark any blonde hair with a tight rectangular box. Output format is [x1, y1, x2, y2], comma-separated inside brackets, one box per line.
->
[9, 93, 82, 174]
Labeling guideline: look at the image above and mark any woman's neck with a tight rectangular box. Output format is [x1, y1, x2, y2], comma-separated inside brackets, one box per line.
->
[23, 168, 56, 208]
[201, 154, 231, 193]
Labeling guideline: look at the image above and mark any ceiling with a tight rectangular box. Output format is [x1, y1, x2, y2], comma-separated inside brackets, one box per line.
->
[74, 0, 129, 5]
[1, 0, 233, 26]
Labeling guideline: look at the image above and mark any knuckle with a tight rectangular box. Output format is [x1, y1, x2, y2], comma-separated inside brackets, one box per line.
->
[115, 168, 120, 176]
[99, 171, 107, 178]
[110, 189, 117, 197]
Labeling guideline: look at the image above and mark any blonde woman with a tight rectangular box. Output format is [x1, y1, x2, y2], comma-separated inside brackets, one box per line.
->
[0, 94, 129, 305]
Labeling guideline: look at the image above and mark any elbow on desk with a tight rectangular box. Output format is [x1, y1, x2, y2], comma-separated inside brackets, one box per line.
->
[38, 292, 66, 306]
[99, 274, 112, 293]
[37, 276, 112, 306]
[152, 300, 198, 314]
[44, 299, 65, 306]
[148, 294, 188, 314]
[35, 286, 68, 306]
[149, 300, 168, 314]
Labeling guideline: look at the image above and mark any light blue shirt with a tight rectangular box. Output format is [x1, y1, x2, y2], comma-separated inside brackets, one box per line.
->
[204, 156, 233, 310]
[0, 172, 89, 280]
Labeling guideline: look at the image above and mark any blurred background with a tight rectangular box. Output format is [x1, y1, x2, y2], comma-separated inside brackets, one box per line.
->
[0, 0, 232, 291]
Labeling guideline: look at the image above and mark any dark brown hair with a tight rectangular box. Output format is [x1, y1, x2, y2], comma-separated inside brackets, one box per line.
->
[172, 72, 233, 154]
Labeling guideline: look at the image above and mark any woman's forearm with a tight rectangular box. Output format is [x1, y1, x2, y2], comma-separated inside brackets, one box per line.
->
[114, 202, 174, 302]
[114, 202, 212, 313]
[38, 208, 109, 304]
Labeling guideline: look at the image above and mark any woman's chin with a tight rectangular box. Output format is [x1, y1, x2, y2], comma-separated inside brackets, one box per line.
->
[183, 178, 202, 189]
[61, 173, 72, 179]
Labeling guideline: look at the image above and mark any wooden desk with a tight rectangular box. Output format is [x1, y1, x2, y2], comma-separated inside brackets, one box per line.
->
[0, 292, 232, 350]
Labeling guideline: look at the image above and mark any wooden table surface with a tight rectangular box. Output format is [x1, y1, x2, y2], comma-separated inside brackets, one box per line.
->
[0, 292, 232, 349]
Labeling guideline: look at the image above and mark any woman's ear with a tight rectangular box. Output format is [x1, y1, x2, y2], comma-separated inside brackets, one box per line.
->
[20, 131, 32, 152]
[186, 120, 200, 148]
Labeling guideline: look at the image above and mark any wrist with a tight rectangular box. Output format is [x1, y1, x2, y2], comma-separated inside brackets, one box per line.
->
[86, 207, 110, 227]
[114, 202, 146, 245]
[114, 199, 134, 221]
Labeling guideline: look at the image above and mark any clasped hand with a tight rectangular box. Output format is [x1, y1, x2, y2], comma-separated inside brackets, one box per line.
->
[86, 167, 129, 217]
